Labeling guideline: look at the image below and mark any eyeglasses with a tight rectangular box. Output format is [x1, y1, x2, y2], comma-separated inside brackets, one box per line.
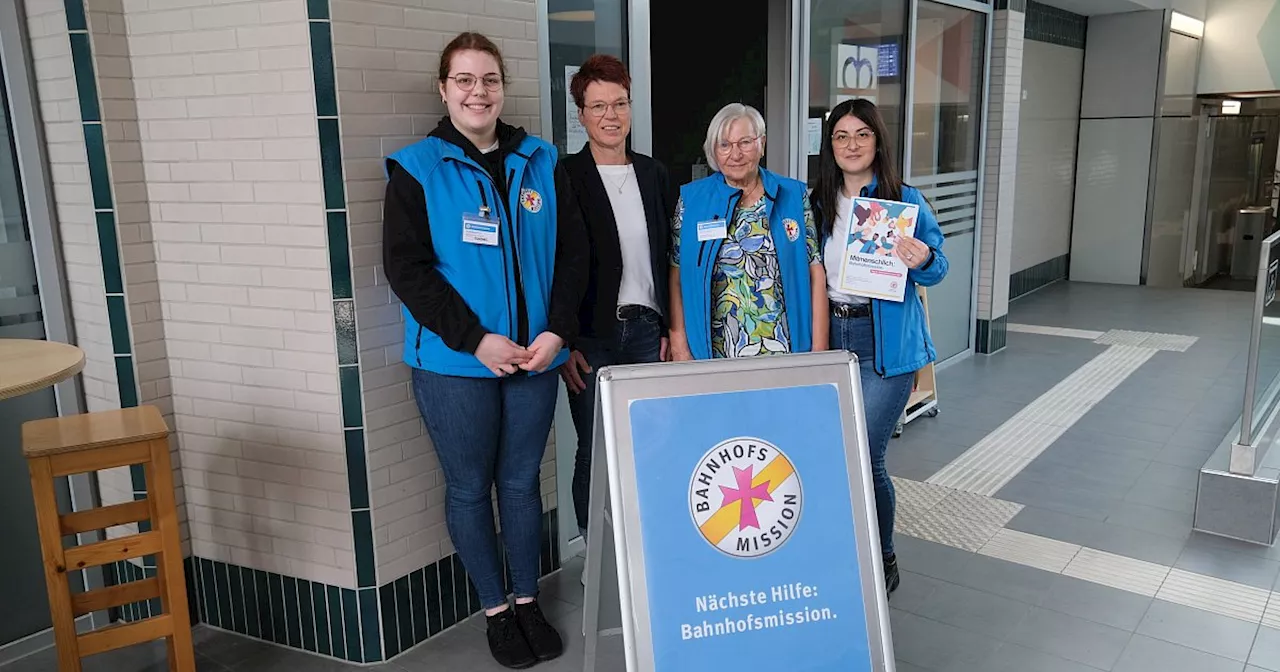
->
[583, 99, 632, 118]
[447, 73, 504, 92]
[715, 136, 761, 156]
[832, 129, 876, 149]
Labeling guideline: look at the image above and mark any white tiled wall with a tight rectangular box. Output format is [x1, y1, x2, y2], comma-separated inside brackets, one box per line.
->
[1012, 40, 1083, 274]
[328, 0, 555, 584]
[22, 0, 119, 413]
[978, 10, 1023, 322]
[118, 0, 352, 588]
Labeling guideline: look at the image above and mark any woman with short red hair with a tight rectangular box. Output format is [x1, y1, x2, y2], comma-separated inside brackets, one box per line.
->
[558, 55, 675, 573]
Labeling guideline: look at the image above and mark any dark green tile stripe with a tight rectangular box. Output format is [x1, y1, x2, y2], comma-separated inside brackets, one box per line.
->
[1010, 254, 1069, 300]
[976, 315, 1010, 354]
[1026, 0, 1087, 49]
[187, 512, 563, 661]
[309, 0, 379, 659]
[62, 0, 141, 429]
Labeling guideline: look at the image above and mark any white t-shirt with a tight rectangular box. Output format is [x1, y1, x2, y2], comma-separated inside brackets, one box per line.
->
[597, 164, 661, 313]
[824, 192, 870, 305]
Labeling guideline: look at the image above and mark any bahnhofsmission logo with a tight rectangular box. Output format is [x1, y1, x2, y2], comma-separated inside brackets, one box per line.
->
[689, 437, 803, 558]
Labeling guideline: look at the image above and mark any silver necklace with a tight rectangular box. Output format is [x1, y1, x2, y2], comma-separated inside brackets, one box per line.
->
[602, 168, 631, 194]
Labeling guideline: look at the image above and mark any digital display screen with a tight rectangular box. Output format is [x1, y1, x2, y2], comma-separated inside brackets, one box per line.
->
[877, 43, 899, 79]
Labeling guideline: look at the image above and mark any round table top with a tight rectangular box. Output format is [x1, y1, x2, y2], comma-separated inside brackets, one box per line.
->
[0, 339, 85, 401]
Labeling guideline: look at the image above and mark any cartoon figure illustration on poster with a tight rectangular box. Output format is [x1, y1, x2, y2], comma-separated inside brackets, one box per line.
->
[836, 196, 919, 302]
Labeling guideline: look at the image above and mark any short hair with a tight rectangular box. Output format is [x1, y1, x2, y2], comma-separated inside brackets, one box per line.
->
[703, 103, 766, 172]
[570, 54, 631, 110]
[438, 32, 507, 84]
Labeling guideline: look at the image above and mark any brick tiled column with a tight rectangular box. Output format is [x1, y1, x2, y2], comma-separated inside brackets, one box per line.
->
[977, 3, 1025, 354]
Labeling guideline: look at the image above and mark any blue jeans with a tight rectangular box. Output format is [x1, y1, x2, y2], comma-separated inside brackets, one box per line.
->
[831, 313, 915, 559]
[411, 368, 558, 609]
[567, 308, 664, 535]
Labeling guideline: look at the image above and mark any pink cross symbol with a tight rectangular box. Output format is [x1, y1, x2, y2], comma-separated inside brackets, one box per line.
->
[720, 466, 773, 531]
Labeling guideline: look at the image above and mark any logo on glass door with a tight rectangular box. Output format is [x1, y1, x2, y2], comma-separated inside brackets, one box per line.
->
[689, 437, 803, 559]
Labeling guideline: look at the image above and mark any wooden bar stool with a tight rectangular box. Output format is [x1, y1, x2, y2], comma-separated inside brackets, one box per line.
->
[21, 405, 195, 672]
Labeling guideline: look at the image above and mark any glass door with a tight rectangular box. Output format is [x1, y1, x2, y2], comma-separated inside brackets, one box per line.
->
[541, 0, 630, 561]
[0, 50, 60, 648]
[906, 0, 987, 361]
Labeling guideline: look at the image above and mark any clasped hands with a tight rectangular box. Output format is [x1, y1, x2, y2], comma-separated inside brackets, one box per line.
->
[475, 332, 564, 377]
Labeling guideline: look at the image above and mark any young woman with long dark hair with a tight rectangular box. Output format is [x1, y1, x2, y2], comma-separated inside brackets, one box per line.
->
[811, 98, 948, 596]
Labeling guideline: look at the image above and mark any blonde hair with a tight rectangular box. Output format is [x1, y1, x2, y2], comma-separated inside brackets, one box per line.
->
[703, 103, 766, 172]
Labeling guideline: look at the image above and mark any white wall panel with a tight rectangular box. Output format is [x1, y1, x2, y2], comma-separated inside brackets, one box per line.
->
[1080, 11, 1164, 120]
[1070, 117, 1155, 285]
[1013, 40, 1083, 273]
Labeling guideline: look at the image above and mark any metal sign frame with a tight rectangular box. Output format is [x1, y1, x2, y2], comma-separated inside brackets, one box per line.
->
[582, 351, 895, 672]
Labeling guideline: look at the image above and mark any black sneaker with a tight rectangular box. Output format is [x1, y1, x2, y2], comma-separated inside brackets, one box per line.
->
[486, 608, 537, 669]
[515, 600, 564, 662]
[884, 554, 901, 595]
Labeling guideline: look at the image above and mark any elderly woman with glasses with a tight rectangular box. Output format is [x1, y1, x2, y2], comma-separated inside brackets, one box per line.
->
[668, 103, 828, 361]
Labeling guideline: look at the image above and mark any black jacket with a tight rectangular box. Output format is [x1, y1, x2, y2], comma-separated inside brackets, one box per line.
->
[381, 118, 588, 353]
[559, 147, 675, 340]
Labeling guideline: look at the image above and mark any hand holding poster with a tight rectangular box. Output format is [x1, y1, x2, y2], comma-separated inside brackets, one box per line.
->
[837, 197, 919, 302]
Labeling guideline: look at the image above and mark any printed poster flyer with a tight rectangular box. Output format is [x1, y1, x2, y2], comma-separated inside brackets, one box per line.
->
[629, 385, 875, 671]
[837, 196, 919, 302]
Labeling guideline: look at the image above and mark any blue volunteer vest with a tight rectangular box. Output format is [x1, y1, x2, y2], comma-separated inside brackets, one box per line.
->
[387, 134, 568, 377]
[677, 169, 814, 360]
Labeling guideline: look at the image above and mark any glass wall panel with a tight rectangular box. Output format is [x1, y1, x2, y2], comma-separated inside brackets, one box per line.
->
[807, 0, 908, 185]
[547, 0, 628, 156]
[910, 1, 986, 361]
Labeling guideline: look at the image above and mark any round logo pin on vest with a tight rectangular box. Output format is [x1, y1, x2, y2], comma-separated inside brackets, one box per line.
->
[784, 218, 800, 242]
[520, 188, 543, 214]
[689, 437, 803, 559]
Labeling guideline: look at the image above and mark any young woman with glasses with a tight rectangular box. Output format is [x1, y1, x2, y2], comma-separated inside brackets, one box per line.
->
[381, 32, 588, 668]
[810, 98, 949, 597]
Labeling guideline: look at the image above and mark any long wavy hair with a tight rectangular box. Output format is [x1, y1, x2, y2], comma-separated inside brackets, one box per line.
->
[812, 99, 905, 240]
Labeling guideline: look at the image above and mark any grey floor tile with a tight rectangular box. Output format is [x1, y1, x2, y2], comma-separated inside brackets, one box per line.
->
[1138, 462, 1202, 492]
[1113, 634, 1247, 672]
[888, 610, 1002, 672]
[912, 580, 1033, 640]
[231, 645, 366, 671]
[1105, 501, 1195, 541]
[997, 478, 1121, 521]
[1005, 606, 1133, 670]
[886, 570, 945, 616]
[1007, 504, 1188, 566]
[1039, 574, 1154, 632]
[1057, 428, 1165, 461]
[1136, 599, 1260, 662]
[1153, 443, 1218, 469]
[886, 453, 947, 482]
[1124, 479, 1198, 515]
[192, 627, 276, 668]
[894, 536, 977, 585]
[948, 643, 1108, 672]
[948, 554, 1057, 606]
[1248, 626, 1280, 671]
[1174, 542, 1280, 590]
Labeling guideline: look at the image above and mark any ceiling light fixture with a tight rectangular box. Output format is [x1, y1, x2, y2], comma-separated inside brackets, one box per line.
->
[1170, 12, 1204, 38]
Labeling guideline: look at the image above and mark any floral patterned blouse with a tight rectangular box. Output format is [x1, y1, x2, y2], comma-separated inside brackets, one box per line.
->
[672, 193, 821, 358]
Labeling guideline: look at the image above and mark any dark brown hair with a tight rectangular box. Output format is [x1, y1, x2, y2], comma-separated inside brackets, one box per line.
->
[437, 32, 507, 84]
[569, 54, 631, 109]
[812, 99, 905, 239]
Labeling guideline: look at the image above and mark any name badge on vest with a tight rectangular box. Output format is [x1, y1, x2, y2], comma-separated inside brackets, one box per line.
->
[462, 212, 500, 246]
[696, 218, 728, 242]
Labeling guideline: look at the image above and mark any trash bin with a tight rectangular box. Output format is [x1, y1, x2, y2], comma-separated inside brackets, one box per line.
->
[1232, 207, 1273, 279]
